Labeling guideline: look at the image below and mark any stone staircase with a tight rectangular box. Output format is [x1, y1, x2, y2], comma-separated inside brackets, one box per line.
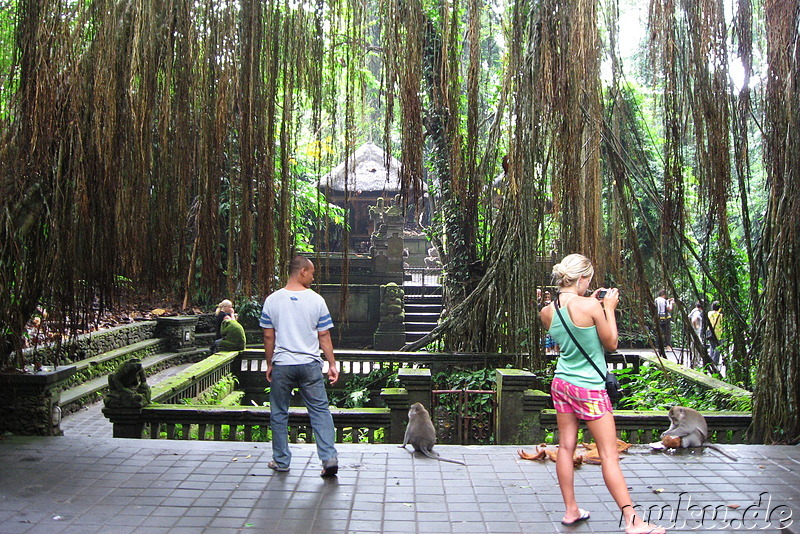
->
[403, 284, 443, 344]
[47, 320, 211, 416]
[58, 343, 208, 415]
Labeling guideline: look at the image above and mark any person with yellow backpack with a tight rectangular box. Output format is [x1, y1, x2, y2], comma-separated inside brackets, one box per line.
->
[707, 301, 723, 365]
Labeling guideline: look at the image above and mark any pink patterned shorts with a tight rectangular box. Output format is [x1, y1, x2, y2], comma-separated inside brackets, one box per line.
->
[550, 377, 613, 421]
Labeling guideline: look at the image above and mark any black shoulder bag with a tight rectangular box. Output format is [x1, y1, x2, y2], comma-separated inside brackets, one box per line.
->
[553, 296, 625, 404]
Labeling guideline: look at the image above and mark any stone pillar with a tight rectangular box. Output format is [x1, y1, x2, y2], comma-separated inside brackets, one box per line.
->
[374, 283, 406, 350]
[380, 387, 410, 443]
[384, 196, 405, 274]
[155, 316, 199, 352]
[0, 366, 76, 436]
[397, 368, 432, 411]
[369, 197, 405, 283]
[101, 407, 146, 438]
[386, 232, 404, 273]
[495, 369, 536, 445]
[522, 389, 552, 444]
[374, 324, 405, 351]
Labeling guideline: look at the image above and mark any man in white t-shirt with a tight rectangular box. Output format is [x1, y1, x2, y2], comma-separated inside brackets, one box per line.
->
[688, 301, 704, 339]
[260, 255, 339, 477]
[654, 289, 674, 350]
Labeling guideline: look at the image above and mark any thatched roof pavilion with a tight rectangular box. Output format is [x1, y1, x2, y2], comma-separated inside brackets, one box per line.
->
[320, 142, 403, 194]
[318, 142, 429, 254]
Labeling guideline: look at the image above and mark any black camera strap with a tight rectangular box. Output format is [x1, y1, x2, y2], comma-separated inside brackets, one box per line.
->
[553, 295, 607, 382]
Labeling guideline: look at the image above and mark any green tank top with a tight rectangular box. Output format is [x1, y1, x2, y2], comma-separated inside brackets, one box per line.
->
[550, 301, 606, 390]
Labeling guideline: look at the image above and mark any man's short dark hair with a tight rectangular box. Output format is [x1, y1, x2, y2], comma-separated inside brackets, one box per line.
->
[289, 255, 312, 275]
[658, 289, 667, 297]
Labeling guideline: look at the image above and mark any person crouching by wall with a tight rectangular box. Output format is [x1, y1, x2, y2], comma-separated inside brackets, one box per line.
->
[210, 299, 246, 352]
[214, 299, 234, 338]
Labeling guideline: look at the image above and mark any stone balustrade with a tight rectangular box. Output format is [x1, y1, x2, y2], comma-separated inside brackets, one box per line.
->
[102, 358, 754, 445]
[233, 348, 526, 404]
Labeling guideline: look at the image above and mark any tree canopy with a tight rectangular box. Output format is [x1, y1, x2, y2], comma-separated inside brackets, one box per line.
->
[0, 0, 798, 443]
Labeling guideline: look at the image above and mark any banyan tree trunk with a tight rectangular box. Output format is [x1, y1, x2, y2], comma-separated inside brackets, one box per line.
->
[750, 0, 800, 444]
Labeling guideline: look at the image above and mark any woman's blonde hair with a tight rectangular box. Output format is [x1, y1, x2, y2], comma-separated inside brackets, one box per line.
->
[215, 299, 233, 314]
[551, 254, 594, 288]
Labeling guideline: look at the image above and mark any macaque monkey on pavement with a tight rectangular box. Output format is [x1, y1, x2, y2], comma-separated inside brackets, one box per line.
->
[661, 406, 738, 461]
[399, 403, 466, 465]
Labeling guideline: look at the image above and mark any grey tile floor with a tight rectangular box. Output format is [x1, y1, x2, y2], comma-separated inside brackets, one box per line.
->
[4, 360, 797, 533]
[1, 432, 798, 533]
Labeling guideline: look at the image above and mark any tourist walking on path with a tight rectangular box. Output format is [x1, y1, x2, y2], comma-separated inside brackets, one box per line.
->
[260, 255, 339, 477]
[707, 300, 723, 365]
[540, 254, 666, 534]
[654, 289, 674, 350]
[688, 300, 706, 366]
[688, 301, 704, 340]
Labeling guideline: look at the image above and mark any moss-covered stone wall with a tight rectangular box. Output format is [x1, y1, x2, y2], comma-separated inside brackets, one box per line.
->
[22, 321, 158, 367]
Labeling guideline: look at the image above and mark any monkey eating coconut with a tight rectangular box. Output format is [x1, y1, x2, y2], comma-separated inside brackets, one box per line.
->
[651, 406, 738, 461]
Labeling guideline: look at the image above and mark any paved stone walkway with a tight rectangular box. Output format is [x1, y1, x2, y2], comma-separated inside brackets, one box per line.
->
[59, 363, 196, 440]
[1, 433, 798, 533]
[3, 361, 798, 533]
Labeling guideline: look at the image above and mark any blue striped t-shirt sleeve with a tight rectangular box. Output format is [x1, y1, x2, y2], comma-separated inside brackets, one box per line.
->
[317, 313, 333, 330]
[259, 310, 273, 329]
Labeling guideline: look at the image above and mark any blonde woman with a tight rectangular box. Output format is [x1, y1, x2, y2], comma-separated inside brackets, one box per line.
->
[539, 254, 666, 534]
[214, 299, 235, 339]
[209, 299, 236, 353]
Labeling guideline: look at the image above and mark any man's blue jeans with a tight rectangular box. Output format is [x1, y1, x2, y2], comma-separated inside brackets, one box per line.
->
[269, 362, 338, 468]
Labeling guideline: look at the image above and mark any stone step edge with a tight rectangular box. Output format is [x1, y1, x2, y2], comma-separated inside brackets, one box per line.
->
[71, 338, 165, 373]
[59, 349, 208, 411]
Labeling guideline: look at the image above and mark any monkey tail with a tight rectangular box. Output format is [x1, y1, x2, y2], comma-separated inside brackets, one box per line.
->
[703, 442, 739, 461]
[421, 448, 466, 466]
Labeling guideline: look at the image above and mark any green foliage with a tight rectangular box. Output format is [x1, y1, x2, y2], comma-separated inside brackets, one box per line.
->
[615, 366, 677, 411]
[432, 368, 496, 443]
[157, 422, 271, 441]
[248, 425, 271, 441]
[341, 427, 385, 443]
[433, 367, 495, 391]
[328, 367, 399, 408]
[237, 297, 264, 330]
[289, 162, 347, 253]
[185, 374, 238, 405]
[0, 0, 17, 122]
[615, 365, 751, 412]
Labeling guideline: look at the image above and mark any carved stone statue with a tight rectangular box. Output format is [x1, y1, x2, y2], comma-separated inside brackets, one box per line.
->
[379, 282, 405, 324]
[369, 196, 405, 279]
[104, 358, 151, 409]
[369, 197, 390, 231]
[386, 194, 404, 217]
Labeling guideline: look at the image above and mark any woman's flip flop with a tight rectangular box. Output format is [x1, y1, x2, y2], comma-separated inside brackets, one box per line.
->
[561, 508, 590, 526]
